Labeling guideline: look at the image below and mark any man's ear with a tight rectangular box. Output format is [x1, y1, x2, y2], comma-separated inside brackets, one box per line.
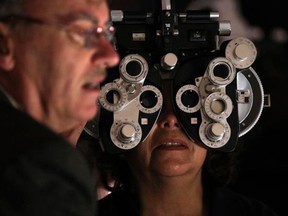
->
[0, 23, 14, 70]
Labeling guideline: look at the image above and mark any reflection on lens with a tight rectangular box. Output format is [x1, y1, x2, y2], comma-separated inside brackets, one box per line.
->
[213, 64, 229, 80]
[106, 90, 121, 105]
[138, 85, 163, 114]
[140, 90, 157, 109]
[181, 90, 199, 108]
[211, 99, 225, 114]
[176, 84, 201, 113]
[126, 61, 142, 77]
[207, 57, 236, 85]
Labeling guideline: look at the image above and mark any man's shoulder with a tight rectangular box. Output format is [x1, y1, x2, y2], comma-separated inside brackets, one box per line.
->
[0, 102, 92, 184]
[0, 103, 96, 215]
[0, 103, 70, 160]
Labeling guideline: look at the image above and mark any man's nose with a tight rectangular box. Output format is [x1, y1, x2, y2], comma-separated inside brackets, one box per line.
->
[91, 37, 120, 68]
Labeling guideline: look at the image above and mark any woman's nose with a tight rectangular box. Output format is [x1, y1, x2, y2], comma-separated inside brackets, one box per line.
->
[158, 111, 181, 130]
[158, 81, 181, 130]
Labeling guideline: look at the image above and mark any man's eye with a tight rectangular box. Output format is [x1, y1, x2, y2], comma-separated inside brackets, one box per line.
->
[66, 26, 90, 46]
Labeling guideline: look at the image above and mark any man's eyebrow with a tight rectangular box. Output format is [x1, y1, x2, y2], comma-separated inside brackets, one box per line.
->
[58, 12, 100, 24]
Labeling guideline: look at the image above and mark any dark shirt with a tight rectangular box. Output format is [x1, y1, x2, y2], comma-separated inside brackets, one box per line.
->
[98, 187, 278, 216]
[0, 90, 96, 216]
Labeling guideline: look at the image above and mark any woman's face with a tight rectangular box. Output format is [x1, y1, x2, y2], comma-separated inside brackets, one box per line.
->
[125, 81, 207, 180]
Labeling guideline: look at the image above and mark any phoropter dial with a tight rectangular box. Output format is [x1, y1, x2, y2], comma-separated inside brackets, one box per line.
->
[110, 120, 142, 150]
[203, 92, 233, 121]
[138, 85, 163, 114]
[198, 82, 234, 148]
[199, 120, 231, 148]
[207, 57, 236, 86]
[119, 54, 149, 83]
[225, 37, 257, 69]
[161, 53, 178, 70]
[176, 84, 201, 113]
[99, 82, 128, 112]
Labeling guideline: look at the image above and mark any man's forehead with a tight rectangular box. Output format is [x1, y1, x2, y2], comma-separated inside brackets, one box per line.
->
[23, 0, 108, 16]
[87, 0, 106, 4]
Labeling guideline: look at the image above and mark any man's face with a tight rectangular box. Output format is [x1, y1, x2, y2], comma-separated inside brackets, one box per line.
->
[12, 0, 119, 131]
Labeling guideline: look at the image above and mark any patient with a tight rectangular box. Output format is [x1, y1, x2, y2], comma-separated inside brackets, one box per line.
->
[91, 78, 278, 216]
[77, 1, 279, 215]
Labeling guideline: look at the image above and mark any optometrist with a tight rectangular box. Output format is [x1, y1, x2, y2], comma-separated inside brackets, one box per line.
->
[0, 0, 119, 215]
